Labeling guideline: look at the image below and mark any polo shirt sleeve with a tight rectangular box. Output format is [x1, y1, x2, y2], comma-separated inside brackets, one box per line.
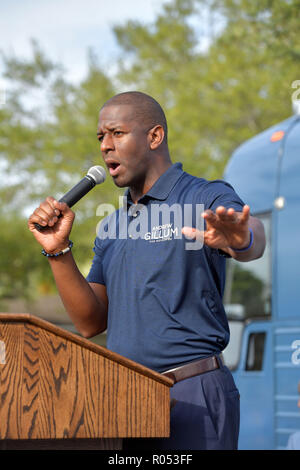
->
[86, 235, 105, 285]
[201, 179, 245, 212]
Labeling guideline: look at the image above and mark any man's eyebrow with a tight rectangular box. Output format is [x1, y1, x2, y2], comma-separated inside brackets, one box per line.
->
[96, 126, 120, 140]
[96, 125, 124, 135]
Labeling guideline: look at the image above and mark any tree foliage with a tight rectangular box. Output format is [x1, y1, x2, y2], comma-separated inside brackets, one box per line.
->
[114, 0, 299, 176]
[0, 0, 299, 300]
[0, 45, 117, 298]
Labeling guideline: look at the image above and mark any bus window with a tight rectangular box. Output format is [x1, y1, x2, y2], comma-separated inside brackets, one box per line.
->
[222, 213, 271, 370]
[245, 332, 266, 371]
[223, 213, 272, 320]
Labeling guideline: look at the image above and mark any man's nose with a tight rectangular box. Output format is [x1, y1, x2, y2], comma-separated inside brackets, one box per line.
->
[101, 133, 114, 153]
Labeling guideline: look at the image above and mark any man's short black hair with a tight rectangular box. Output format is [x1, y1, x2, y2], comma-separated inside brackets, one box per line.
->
[102, 91, 168, 142]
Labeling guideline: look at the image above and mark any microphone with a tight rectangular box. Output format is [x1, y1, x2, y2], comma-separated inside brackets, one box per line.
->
[34, 165, 106, 232]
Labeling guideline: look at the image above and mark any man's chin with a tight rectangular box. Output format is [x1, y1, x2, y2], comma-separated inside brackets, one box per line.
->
[111, 175, 128, 188]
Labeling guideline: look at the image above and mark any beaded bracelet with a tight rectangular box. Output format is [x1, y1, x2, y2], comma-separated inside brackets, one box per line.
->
[230, 229, 253, 252]
[42, 240, 73, 258]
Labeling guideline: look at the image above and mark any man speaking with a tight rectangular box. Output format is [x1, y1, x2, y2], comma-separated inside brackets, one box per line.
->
[28, 91, 266, 450]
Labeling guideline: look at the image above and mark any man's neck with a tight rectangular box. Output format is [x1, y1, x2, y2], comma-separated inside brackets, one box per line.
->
[129, 159, 172, 204]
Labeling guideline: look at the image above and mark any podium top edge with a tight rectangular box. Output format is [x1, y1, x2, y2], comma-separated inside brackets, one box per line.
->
[0, 313, 174, 388]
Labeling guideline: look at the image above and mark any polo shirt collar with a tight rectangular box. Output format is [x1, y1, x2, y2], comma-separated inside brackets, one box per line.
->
[124, 162, 183, 207]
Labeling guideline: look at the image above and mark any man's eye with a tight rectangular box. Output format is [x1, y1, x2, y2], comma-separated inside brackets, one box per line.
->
[114, 131, 123, 136]
[97, 135, 103, 142]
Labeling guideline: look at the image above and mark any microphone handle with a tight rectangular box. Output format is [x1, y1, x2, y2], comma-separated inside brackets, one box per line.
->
[34, 176, 95, 232]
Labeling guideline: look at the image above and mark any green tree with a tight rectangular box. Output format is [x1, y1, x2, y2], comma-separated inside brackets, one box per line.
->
[114, 0, 299, 178]
[0, 44, 116, 300]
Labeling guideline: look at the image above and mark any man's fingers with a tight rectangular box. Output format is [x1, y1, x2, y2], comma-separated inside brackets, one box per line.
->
[40, 200, 57, 217]
[240, 204, 250, 222]
[203, 206, 251, 226]
[53, 200, 71, 215]
[182, 227, 204, 241]
[46, 197, 71, 216]
[215, 206, 239, 223]
[202, 207, 235, 227]
[34, 200, 60, 227]
[28, 198, 70, 231]
[182, 227, 196, 239]
[45, 197, 61, 216]
[29, 211, 48, 228]
[32, 209, 57, 228]
[201, 209, 217, 224]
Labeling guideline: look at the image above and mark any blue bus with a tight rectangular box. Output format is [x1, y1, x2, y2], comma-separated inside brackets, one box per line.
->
[222, 108, 300, 449]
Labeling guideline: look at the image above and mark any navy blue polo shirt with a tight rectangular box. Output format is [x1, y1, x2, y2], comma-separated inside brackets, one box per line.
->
[86, 162, 245, 373]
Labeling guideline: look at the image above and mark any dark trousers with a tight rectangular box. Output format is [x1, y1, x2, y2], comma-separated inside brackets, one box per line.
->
[124, 360, 240, 450]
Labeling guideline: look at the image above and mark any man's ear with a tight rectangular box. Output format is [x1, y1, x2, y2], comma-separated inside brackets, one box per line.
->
[148, 125, 165, 150]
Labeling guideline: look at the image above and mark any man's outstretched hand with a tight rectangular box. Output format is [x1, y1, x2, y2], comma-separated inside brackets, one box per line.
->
[182, 205, 266, 261]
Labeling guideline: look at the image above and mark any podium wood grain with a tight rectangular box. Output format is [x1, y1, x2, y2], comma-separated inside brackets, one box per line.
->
[0, 314, 173, 448]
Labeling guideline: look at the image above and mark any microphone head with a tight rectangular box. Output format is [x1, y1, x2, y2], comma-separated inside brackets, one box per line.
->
[87, 165, 106, 184]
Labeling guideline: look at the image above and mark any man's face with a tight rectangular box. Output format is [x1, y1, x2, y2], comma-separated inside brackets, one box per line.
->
[97, 104, 152, 188]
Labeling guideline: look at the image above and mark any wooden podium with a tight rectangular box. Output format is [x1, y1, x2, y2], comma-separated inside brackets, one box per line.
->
[0, 314, 173, 450]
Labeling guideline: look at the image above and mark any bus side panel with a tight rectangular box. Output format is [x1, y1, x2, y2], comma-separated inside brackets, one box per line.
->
[232, 322, 274, 450]
[274, 324, 300, 449]
[275, 119, 300, 321]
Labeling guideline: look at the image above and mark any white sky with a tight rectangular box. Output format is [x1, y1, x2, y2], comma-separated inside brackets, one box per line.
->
[0, 0, 166, 83]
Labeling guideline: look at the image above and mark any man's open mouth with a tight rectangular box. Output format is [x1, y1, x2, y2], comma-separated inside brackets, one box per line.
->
[106, 160, 121, 176]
